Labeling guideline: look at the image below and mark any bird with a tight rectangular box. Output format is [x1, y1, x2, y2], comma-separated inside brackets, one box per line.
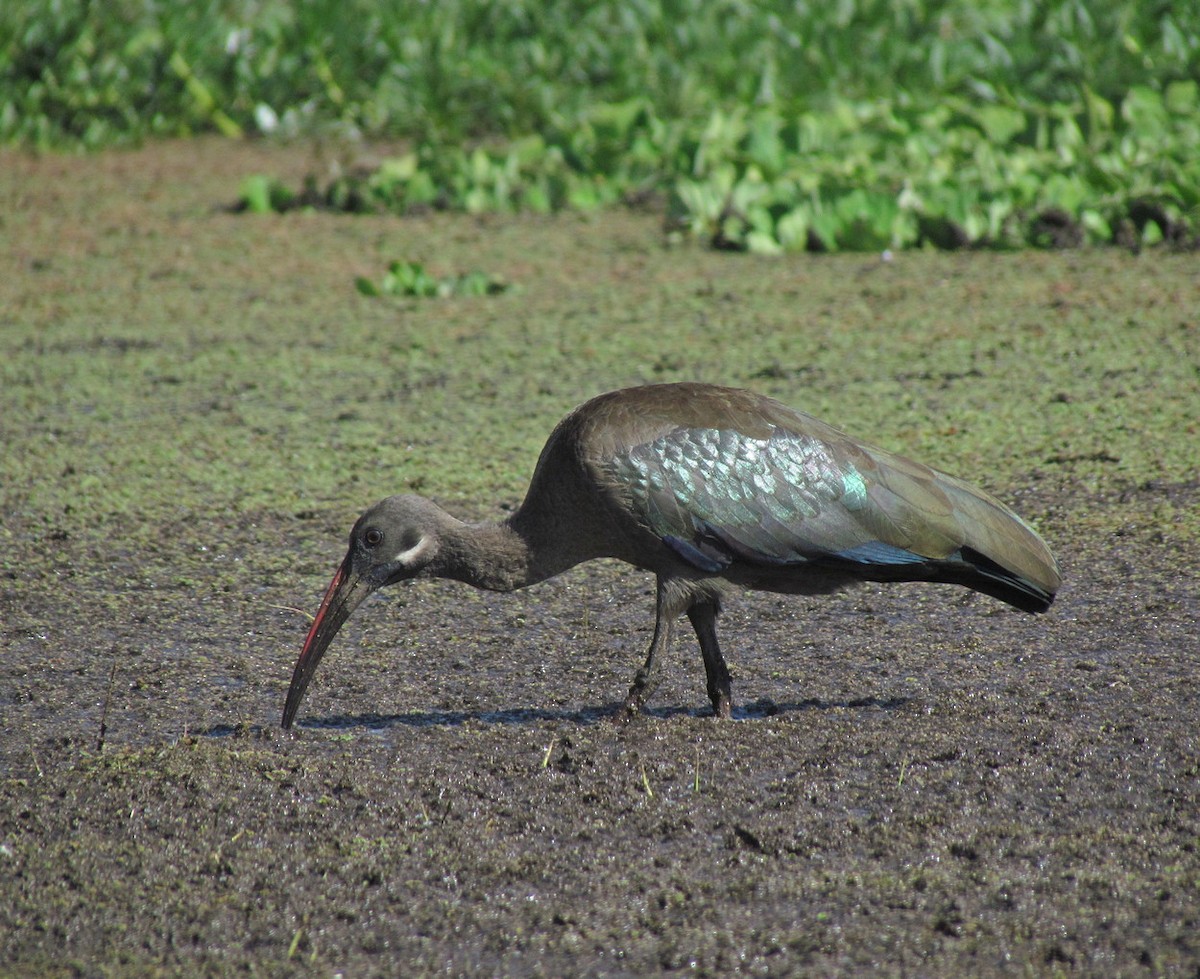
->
[281, 382, 1060, 728]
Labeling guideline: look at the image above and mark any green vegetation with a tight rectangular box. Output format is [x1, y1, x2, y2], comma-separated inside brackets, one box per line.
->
[354, 260, 510, 298]
[4, 1, 1199, 250]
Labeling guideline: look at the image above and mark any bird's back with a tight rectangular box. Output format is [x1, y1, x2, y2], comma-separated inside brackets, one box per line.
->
[519, 383, 1060, 611]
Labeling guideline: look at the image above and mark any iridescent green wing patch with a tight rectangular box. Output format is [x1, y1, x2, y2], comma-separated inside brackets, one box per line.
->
[607, 426, 908, 572]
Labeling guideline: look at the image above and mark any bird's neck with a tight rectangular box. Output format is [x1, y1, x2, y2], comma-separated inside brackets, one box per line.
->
[432, 517, 571, 592]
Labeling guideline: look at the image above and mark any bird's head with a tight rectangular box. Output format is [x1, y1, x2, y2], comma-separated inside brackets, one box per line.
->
[281, 495, 444, 728]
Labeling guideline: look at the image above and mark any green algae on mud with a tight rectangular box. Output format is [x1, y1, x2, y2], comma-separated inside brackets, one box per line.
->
[1, 139, 1198, 975]
[2, 142, 1198, 538]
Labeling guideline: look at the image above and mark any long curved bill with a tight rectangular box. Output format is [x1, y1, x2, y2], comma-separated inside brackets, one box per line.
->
[281, 556, 377, 729]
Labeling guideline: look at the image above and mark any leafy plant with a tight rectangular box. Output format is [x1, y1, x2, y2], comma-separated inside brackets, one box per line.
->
[237, 174, 295, 214]
[354, 261, 510, 298]
[4, 0, 1198, 250]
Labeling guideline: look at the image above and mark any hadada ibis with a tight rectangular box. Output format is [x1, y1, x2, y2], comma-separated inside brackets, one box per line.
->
[281, 382, 1060, 726]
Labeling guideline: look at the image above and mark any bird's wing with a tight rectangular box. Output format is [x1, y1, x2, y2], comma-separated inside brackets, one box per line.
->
[605, 424, 965, 574]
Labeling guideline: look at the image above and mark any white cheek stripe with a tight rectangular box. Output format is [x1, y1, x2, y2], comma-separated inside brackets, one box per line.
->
[392, 537, 432, 566]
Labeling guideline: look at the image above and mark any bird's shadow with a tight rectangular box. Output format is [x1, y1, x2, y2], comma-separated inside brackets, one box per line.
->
[259, 695, 911, 733]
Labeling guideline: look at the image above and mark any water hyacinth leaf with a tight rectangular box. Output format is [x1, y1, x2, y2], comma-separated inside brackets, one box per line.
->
[1080, 208, 1112, 240]
[1164, 79, 1198, 117]
[745, 230, 783, 255]
[776, 206, 811, 252]
[523, 183, 553, 214]
[239, 174, 276, 214]
[986, 197, 1016, 243]
[404, 169, 440, 207]
[239, 174, 294, 213]
[746, 112, 786, 175]
[670, 179, 725, 235]
[1083, 87, 1115, 137]
[1040, 173, 1089, 214]
[360, 261, 510, 298]
[975, 104, 1027, 145]
[1121, 86, 1169, 136]
[808, 203, 843, 252]
[377, 154, 419, 182]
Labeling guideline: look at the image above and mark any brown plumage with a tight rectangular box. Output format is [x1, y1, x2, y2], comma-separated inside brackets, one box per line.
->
[281, 383, 1060, 727]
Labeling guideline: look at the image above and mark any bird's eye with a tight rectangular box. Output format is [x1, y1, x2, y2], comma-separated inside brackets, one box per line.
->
[363, 528, 384, 548]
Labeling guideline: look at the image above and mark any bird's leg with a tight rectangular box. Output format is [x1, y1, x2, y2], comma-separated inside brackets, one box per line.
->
[686, 600, 732, 718]
[622, 577, 681, 717]
[621, 616, 674, 716]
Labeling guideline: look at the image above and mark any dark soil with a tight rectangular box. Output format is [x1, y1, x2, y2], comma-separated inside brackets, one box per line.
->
[1, 139, 1198, 977]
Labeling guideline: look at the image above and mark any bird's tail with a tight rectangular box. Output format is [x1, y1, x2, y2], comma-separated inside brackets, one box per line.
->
[830, 455, 1063, 613]
[935, 475, 1061, 613]
[946, 544, 1057, 613]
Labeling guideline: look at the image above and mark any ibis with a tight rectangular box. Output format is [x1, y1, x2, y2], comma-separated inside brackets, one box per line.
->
[281, 383, 1060, 726]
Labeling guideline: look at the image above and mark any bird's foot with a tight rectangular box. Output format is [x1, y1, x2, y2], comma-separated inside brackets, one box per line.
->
[614, 691, 645, 725]
[706, 679, 732, 719]
[620, 667, 658, 723]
